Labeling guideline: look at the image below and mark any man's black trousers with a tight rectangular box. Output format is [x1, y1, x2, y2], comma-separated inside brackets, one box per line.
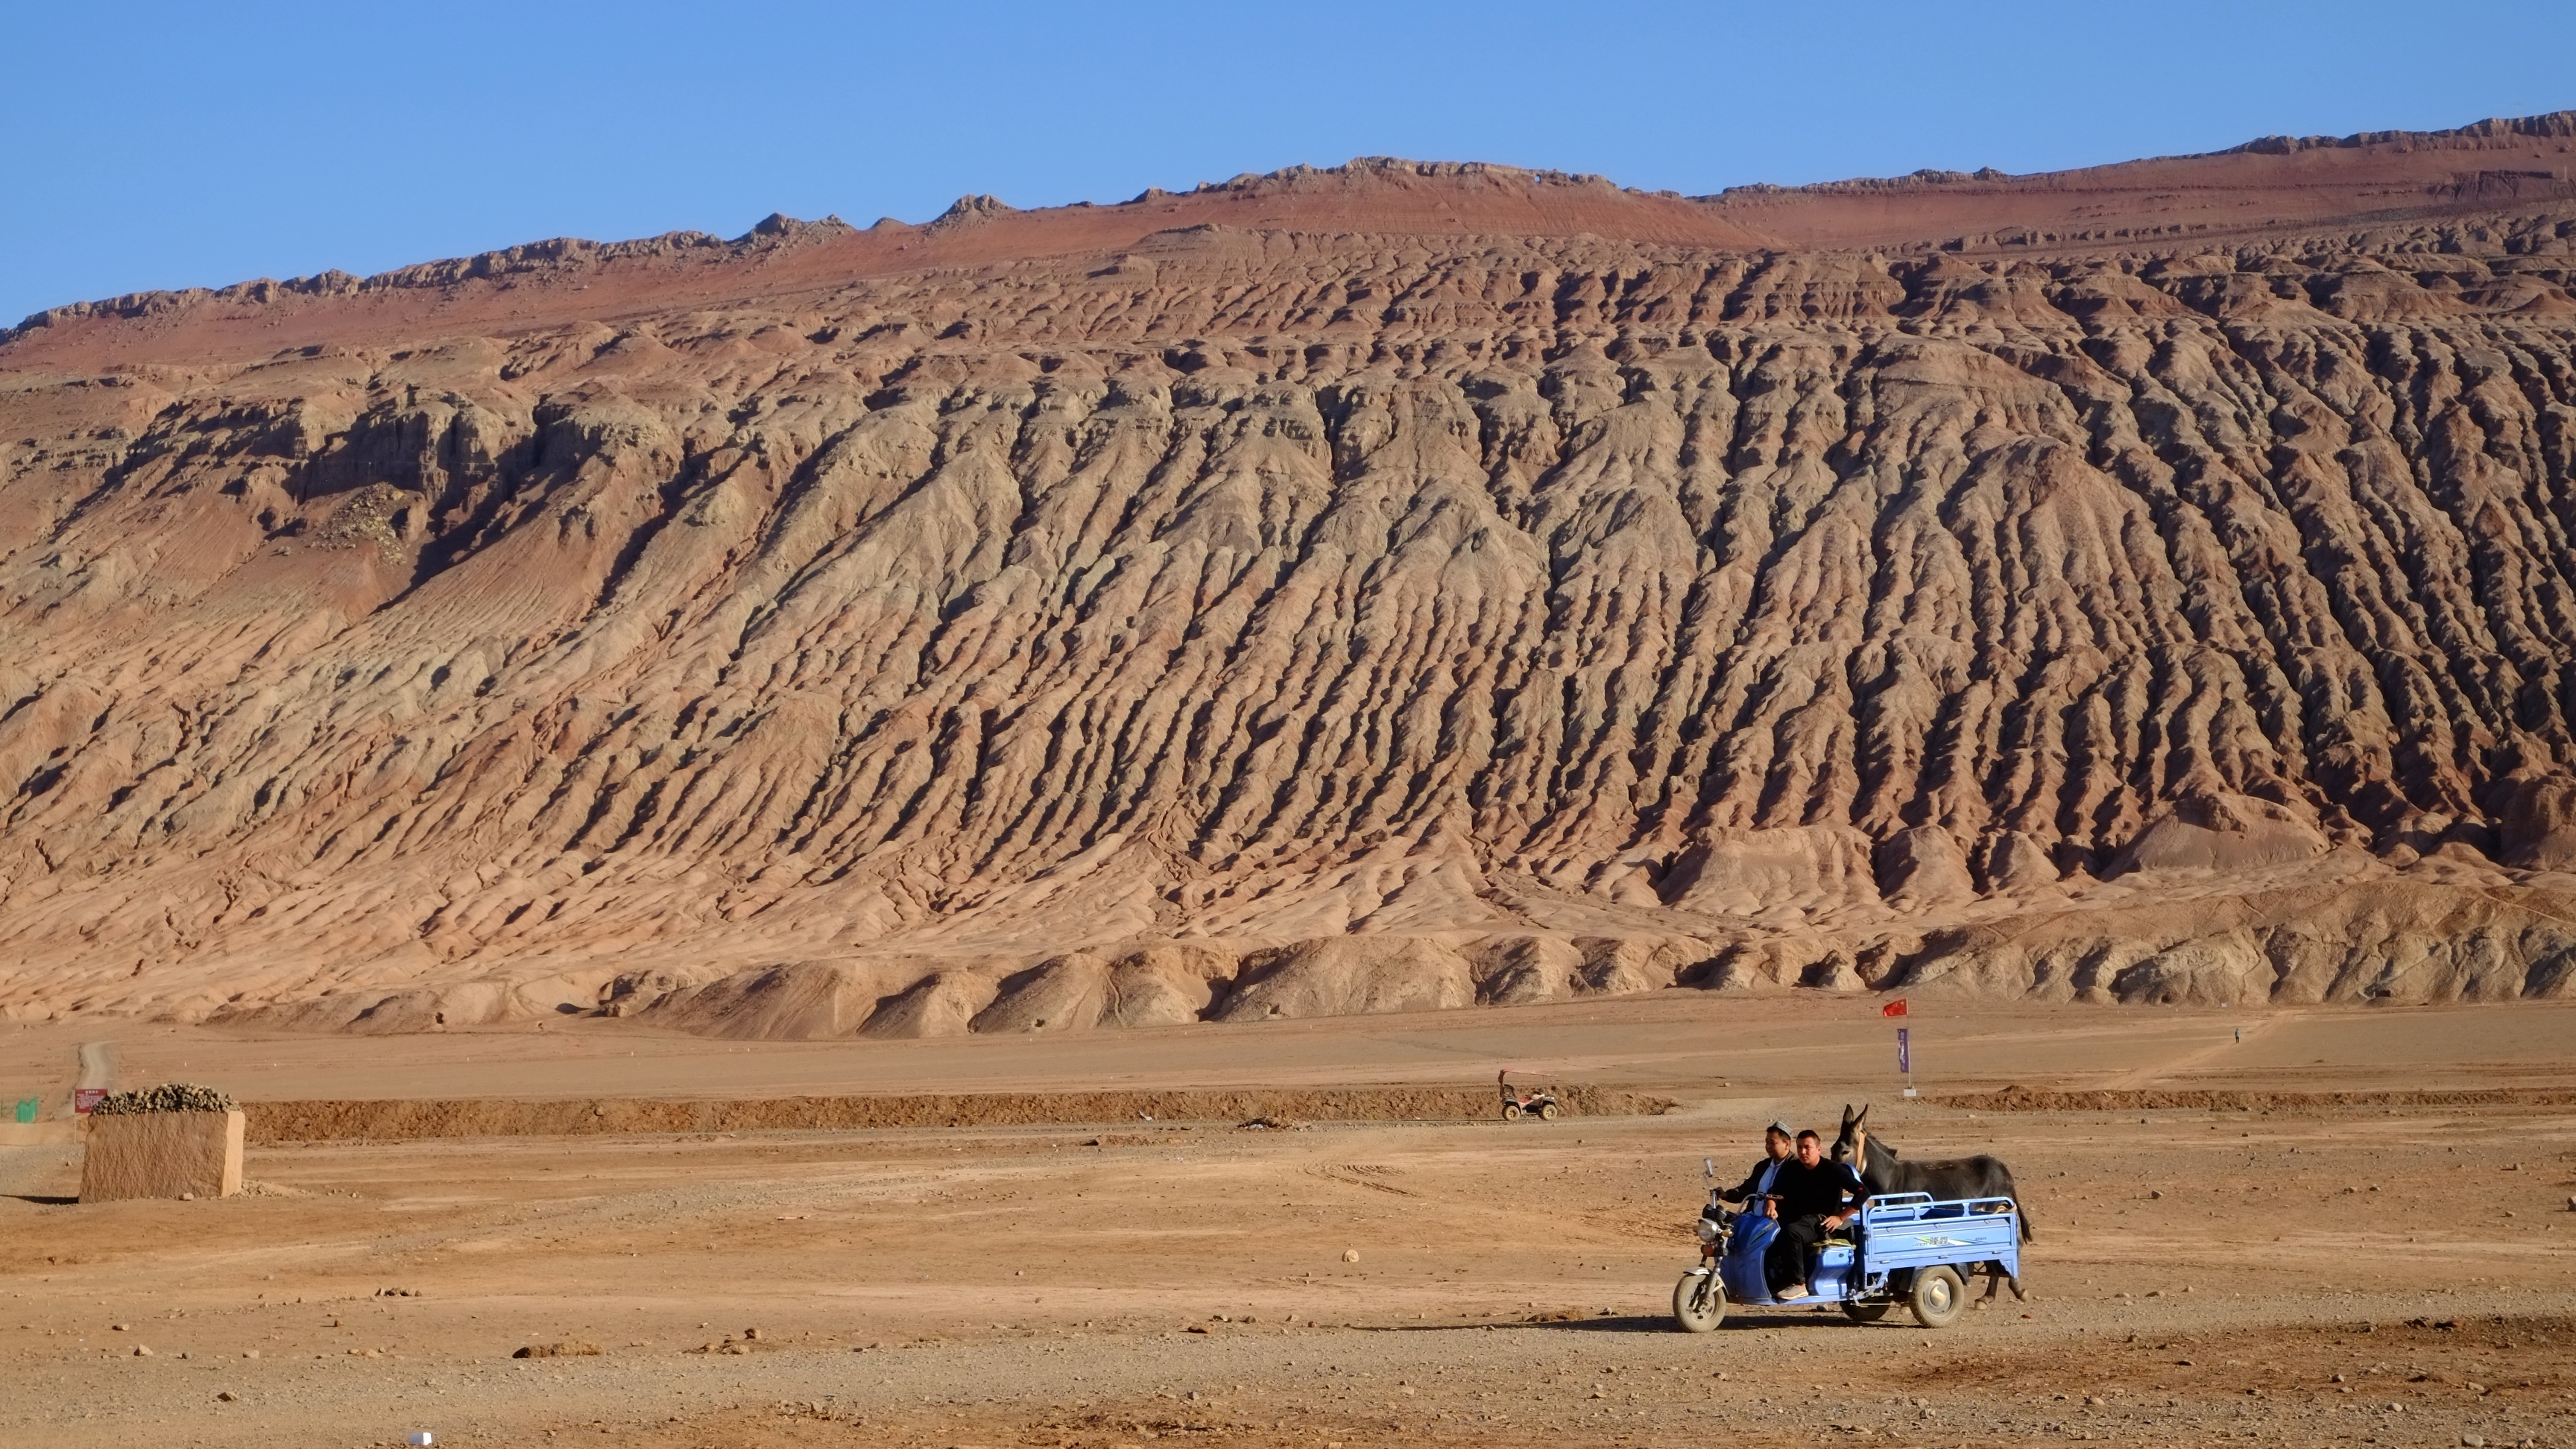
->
[1767, 1214, 1830, 1292]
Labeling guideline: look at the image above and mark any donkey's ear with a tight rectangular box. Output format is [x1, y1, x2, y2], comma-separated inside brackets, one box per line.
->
[1856, 1104, 1869, 1125]
[1840, 1102, 1854, 1124]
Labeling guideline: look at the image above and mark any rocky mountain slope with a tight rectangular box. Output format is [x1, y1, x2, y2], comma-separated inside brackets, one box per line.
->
[6, 113, 2576, 1036]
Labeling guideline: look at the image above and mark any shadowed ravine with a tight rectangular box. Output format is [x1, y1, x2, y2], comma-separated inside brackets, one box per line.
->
[6, 117, 2576, 1036]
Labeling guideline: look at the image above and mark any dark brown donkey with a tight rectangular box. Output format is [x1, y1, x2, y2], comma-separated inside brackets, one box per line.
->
[1831, 1102, 2032, 1300]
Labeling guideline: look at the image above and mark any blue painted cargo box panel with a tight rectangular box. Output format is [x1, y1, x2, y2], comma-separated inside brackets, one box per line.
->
[1861, 1194, 2019, 1280]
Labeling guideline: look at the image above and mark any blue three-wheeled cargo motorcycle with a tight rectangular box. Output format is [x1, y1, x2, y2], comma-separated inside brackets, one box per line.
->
[1673, 1159, 2021, 1331]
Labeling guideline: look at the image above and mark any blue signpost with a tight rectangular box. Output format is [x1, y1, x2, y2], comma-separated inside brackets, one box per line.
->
[1897, 1026, 1916, 1097]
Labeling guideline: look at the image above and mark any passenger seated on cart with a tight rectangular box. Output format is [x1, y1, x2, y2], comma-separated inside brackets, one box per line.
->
[1766, 1129, 1864, 1301]
[1719, 1120, 1796, 1210]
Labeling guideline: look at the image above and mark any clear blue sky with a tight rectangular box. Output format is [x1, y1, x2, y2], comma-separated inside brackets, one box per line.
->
[4, 1, 2572, 326]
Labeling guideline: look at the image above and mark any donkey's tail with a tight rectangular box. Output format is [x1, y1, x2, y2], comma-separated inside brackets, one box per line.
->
[2016, 1199, 2036, 1243]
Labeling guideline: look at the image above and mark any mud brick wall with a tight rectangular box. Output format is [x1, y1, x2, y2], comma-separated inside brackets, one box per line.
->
[80, 1110, 244, 1202]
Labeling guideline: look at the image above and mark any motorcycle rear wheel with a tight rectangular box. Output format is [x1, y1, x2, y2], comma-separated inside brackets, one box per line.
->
[1909, 1266, 1965, 1328]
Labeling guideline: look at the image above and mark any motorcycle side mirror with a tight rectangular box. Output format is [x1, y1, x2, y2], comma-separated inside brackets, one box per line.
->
[1703, 1156, 1714, 1179]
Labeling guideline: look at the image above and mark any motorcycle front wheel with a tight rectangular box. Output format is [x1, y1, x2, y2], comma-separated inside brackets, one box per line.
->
[1672, 1269, 1725, 1332]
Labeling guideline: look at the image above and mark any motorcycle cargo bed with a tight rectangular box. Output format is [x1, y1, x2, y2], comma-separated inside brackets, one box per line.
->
[1860, 1194, 2019, 1279]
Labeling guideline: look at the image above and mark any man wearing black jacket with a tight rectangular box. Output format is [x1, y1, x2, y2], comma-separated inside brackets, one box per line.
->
[1720, 1121, 1796, 1207]
[1765, 1128, 1865, 1300]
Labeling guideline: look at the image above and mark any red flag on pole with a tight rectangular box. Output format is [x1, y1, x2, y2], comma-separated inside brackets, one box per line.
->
[1881, 999, 1908, 1017]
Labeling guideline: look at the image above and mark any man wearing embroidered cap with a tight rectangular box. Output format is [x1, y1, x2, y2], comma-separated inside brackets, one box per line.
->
[1716, 1120, 1796, 1213]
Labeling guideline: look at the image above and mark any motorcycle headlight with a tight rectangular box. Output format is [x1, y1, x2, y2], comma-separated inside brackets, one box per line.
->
[1696, 1216, 1720, 1243]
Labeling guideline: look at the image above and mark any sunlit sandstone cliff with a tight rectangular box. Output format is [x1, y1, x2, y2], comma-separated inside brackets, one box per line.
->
[6, 115, 2576, 1035]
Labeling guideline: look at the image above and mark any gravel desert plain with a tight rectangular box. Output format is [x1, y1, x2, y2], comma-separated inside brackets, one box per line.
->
[8, 107, 2576, 1448]
[4, 1000, 2575, 1449]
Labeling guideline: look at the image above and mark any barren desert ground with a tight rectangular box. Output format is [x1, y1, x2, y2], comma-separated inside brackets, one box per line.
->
[4, 997, 2575, 1449]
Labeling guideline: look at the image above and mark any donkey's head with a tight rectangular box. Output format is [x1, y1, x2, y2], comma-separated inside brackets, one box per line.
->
[1831, 1102, 1872, 1171]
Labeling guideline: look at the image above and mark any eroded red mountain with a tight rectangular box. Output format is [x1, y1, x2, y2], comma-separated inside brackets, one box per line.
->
[5, 115, 2576, 1035]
